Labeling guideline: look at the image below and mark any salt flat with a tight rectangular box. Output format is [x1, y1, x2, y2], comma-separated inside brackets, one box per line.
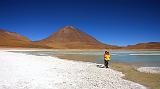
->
[137, 67, 160, 74]
[0, 51, 146, 89]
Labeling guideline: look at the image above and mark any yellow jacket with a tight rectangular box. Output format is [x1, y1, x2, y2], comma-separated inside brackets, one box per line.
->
[104, 54, 110, 61]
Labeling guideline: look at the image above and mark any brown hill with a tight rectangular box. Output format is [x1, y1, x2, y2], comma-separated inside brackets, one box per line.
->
[1, 27, 159, 49]
[124, 42, 160, 49]
[36, 26, 119, 49]
[0, 29, 50, 48]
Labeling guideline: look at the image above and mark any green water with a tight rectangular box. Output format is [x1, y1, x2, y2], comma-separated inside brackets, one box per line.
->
[11, 50, 160, 66]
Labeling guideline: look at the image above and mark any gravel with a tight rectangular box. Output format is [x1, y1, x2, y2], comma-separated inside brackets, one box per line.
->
[0, 51, 147, 89]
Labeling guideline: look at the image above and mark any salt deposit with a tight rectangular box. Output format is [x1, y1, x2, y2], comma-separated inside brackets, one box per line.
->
[137, 67, 160, 74]
[0, 51, 146, 89]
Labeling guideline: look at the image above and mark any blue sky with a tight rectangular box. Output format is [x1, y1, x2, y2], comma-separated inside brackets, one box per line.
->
[0, 0, 160, 46]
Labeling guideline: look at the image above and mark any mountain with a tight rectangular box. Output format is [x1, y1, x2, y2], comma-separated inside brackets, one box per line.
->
[0, 29, 50, 48]
[1, 27, 159, 49]
[124, 42, 160, 49]
[36, 26, 119, 49]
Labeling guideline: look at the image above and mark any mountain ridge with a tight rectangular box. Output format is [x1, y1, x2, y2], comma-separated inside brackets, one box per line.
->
[0, 27, 159, 49]
[124, 42, 160, 49]
[0, 29, 51, 48]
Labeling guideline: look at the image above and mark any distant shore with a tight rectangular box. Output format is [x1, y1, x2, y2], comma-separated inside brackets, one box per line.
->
[0, 47, 160, 51]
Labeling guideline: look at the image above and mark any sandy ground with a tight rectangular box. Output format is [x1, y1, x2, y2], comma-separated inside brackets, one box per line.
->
[137, 67, 160, 74]
[0, 51, 147, 89]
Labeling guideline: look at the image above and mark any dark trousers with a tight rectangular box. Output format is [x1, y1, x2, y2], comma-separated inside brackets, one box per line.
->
[104, 59, 109, 68]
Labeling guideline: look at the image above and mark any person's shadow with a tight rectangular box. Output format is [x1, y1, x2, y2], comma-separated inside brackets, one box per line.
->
[96, 64, 105, 68]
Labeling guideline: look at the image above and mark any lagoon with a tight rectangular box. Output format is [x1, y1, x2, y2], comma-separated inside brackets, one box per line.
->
[11, 50, 160, 67]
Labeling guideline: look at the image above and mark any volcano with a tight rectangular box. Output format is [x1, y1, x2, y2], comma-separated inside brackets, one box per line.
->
[36, 26, 119, 49]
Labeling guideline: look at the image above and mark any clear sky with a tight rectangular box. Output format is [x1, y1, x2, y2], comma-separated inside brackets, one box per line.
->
[0, 0, 160, 46]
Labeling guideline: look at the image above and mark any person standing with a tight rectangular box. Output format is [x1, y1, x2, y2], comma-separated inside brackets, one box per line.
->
[104, 51, 110, 68]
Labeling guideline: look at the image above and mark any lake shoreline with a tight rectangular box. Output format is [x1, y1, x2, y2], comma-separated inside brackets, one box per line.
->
[55, 55, 160, 89]
[0, 51, 147, 89]
[1, 48, 160, 89]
